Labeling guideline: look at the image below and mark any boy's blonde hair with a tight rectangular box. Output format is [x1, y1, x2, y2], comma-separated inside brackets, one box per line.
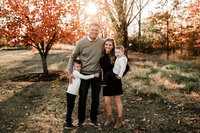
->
[115, 45, 125, 52]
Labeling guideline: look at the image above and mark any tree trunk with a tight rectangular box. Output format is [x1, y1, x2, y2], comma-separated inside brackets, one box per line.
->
[138, 0, 142, 51]
[40, 54, 49, 75]
[36, 41, 50, 76]
[180, 25, 183, 55]
[116, 22, 129, 58]
[167, 18, 169, 60]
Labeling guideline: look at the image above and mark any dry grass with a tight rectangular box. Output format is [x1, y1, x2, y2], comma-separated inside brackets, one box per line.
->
[31, 43, 75, 54]
[0, 49, 200, 132]
[124, 51, 200, 103]
[149, 77, 178, 90]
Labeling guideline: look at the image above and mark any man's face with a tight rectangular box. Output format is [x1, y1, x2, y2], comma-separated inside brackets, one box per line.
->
[115, 49, 124, 58]
[89, 25, 100, 40]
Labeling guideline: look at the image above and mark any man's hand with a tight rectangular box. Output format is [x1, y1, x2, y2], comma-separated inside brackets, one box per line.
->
[115, 75, 121, 80]
[94, 73, 100, 78]
[69, 74, 74, 84]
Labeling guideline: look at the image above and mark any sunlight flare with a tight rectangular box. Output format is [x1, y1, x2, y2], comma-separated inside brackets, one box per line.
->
[85, 2, 97, 15]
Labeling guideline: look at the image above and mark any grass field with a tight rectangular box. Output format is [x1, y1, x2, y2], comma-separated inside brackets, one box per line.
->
[0, 49, 199, 133]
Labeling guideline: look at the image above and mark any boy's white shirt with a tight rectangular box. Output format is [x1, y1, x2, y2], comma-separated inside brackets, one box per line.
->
[113, 55, 128, 78]
[67, 70, 94, 95]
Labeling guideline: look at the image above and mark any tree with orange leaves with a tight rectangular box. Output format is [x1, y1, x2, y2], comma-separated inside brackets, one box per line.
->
[0, 0, 82, 75]
[183, 0, 200, 55]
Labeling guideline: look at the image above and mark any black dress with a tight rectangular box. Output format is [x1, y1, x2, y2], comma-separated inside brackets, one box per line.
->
[100, 53, 123, 96]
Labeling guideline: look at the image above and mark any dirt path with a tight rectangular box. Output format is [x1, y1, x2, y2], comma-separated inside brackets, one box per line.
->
[0, 50, 199, 133]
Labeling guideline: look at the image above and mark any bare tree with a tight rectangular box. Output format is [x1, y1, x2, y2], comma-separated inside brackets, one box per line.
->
[104, 0, 151, 50]
[136, 0, 142, 51]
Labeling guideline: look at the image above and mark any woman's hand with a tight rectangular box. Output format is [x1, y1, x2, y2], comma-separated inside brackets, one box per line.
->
[115, 75, 121, 80]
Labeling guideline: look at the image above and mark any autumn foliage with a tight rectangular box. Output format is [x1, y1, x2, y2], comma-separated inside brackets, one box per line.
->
[145, 0, 200, 56]
[0, 0, 83, 74]
[184, 0, 200, 54]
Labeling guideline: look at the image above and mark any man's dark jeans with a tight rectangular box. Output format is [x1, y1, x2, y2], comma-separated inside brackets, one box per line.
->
[78, 73, 101, 122]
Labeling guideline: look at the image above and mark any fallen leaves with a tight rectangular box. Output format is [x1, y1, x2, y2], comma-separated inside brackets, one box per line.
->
[17, 123, 26, 131]
[124, 119, 131, 123]
[31, 100, 41, 103]
[188, 91, 200, 98]
[136, 97, 143, 101]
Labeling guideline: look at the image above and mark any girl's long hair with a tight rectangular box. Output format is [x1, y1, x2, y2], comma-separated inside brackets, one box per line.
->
[103, 38, 116, 64]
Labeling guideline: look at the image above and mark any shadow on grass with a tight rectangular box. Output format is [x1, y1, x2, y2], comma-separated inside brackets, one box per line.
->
[0, 82, 51, 132]
[124, 90, 200, 132]
[61, 89, 200, 133]
[10, 72, 63, 82]
[0, 50, 70, 85]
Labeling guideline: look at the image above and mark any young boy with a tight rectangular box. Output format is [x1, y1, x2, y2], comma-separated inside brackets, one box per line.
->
[101, 45, 128, 86]
[65, 60, 99, 129]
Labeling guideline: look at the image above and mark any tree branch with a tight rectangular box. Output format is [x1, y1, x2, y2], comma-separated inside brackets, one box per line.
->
[128, 0, 150, 26]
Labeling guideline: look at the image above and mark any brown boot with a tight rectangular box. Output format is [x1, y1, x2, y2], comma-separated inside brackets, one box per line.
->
[114, 117, 123, 129]
[104, 115, 113, 126]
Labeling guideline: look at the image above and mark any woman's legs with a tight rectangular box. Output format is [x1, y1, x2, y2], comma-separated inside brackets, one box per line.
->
[114, 95, 123, 129]
[104, 96, 112, 115]
[114, 95, 123, 117]
[104, 96, 113, 126]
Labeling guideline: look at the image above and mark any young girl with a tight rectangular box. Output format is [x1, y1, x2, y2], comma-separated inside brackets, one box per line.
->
[101, 45, 128, 86]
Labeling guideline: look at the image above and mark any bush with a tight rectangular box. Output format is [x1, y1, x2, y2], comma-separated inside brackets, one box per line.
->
[128, 37, 153, 53]
[185, 31, 200, 56]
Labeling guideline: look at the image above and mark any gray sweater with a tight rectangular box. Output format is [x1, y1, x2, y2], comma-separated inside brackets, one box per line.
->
[68, 37, 104, 74]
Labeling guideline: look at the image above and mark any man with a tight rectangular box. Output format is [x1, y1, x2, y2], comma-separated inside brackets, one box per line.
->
[67, 22, 104, 127]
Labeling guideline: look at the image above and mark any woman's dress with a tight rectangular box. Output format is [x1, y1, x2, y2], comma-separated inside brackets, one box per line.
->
[100, 53, 123, 96]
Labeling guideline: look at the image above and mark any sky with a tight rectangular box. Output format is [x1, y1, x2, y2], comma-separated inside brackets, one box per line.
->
[141, 0, 195, 19]
[128, 0, 196, 36]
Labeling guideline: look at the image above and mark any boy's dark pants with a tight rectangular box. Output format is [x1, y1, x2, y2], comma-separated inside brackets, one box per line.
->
[78, 74, 101, 122]
[66, 93, 76, 123]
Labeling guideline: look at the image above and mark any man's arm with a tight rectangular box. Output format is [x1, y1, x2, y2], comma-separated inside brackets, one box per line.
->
[68, 44, 80, 74]
[67, 42, 81, 84]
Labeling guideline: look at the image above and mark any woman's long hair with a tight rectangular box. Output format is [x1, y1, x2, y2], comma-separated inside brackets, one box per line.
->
[103, 38, 116, 64]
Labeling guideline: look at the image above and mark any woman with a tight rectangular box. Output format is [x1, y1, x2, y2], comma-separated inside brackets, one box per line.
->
[100, 38, 123, 129]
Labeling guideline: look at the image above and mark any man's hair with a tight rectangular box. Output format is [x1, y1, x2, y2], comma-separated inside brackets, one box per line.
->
[73, 60, 82, 66]
[89, 22, 100, 28]
[115, 45, 125, 52]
